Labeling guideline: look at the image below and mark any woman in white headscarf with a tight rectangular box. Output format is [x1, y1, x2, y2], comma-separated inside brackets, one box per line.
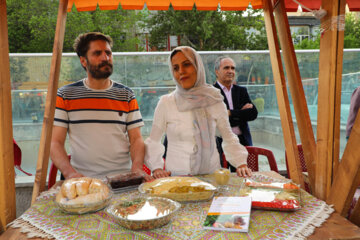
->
[144, 46, 251, 178]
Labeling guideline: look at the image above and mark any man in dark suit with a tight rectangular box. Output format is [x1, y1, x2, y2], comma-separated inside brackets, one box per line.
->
[213, 56, 258, 172]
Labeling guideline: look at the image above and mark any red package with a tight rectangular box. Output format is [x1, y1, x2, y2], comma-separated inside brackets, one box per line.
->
[240, 179, 301, 211]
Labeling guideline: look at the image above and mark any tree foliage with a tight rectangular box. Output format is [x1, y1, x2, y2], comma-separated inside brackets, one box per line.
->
[6, 1, 360, 53]
[294, 35, 320, 50]
[344, 13, 360, 48]
[6, 1, 147, 53]
[146, 7, 268, 50]
[7, 0, 37, 52]
[294, 13, 360, 50]
[10, 57, 28, 85]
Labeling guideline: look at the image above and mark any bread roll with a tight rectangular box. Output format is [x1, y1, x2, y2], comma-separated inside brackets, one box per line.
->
[56, 190, 67, 204]
[89, 179, 110, 198]
[65, 192, 105, 205]
[61, 179, 77, 200]
[75, 177, 92, 196]
[57, 177, 110, 207]
[89, 178, 103, 194]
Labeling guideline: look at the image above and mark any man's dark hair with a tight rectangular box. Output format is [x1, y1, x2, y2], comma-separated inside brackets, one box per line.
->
[73, 32, 113, 58]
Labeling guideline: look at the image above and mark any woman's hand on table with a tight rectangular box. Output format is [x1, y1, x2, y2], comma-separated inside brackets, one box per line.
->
[153, 169, 171, 178]
[236, 164, 252, 178]
[143, 173, 154, 182]
[131, 168, 154, 182]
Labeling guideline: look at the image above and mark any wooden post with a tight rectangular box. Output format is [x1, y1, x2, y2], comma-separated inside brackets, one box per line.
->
[31, 0, 68, 204]
[315, 0, 346, 200]
[0, 0, 16, 231]
[263, 0, 304, 188]
[327, 110, 360, 217]
[273, 0, 317, 191]
[332, 0, 346, 178]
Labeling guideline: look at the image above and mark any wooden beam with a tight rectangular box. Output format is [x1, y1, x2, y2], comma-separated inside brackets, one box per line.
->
[263, 0, 305, 189]
[273, 0, 317, 192]
[31, 0, 68, 204]
[0, 0, 16, 232]
[316, 0, 346, 200]
[332, 0, 346, 178]
[327, 109, 360, 217]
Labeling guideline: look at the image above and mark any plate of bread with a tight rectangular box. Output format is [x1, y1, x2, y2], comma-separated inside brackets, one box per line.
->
[55, 177, 112, 214]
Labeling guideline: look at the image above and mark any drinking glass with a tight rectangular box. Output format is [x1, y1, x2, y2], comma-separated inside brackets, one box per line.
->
[213, 168, 231, 192]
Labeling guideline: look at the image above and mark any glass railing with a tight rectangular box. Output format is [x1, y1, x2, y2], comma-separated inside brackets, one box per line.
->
[10, 49, 360, 177]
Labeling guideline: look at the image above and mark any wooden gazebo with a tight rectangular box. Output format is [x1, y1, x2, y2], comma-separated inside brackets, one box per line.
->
[1, 0, 360, 232]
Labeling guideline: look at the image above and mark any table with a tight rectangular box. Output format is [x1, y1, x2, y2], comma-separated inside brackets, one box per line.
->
[1, 171, 360, 240]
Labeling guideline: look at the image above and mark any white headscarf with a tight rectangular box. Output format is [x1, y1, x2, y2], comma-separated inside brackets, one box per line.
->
[169, 46, 223, 174]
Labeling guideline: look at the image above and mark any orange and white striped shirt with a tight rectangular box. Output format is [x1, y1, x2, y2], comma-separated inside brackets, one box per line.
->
[54, 79, 144, 178]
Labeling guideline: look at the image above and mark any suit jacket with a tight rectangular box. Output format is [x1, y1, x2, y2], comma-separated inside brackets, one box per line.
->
[214, 82, 258, 146]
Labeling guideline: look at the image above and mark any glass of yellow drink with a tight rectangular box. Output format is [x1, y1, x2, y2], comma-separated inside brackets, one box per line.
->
[214, 168, 231, 192]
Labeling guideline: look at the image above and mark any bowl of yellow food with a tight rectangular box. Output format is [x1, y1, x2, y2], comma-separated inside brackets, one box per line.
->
[139, 176, 216, 202]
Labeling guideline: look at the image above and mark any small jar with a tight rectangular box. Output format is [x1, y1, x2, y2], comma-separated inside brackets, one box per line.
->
[214, 168, 231, 186]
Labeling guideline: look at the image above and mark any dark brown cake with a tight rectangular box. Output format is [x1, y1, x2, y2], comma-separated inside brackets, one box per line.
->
[106, 171, 144, 189]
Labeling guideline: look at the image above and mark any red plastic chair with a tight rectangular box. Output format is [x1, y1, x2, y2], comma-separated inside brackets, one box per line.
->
[48, 155, 71, 189]
[143, 158, 166, 175]
[13, 139, 32, 176]
[222, 153, 228, 168]
[143, 165, 151, 175]
[222, 146, 279, 172]
[285, 144, 310, 192]
[245, 146, 279, 172]
[285, 144, 307, 173]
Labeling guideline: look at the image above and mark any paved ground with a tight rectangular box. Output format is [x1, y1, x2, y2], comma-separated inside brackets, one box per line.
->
[253, 144, 287, 172]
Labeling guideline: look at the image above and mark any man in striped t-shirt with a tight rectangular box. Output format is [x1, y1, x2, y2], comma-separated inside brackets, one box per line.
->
[51, 32, 151, 180]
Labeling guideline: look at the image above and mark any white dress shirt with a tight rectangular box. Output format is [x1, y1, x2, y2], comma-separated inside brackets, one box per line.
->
[144, 92, 248, 175]
[216, 81, 242, 135]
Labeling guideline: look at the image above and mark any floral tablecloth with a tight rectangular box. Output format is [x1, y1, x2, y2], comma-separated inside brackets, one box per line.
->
[10, 172, 333, 240]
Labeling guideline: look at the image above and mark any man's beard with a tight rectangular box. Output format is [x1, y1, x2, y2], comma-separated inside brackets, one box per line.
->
[87, 60, 113, 79]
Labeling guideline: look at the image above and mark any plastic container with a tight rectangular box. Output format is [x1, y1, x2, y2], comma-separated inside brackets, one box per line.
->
[56, 191, 112, 214]
[106, 171, 144, 192]
[239, 179, 301, 211]
[107, 197, 181, 230]
[55, 177, 112, 214]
